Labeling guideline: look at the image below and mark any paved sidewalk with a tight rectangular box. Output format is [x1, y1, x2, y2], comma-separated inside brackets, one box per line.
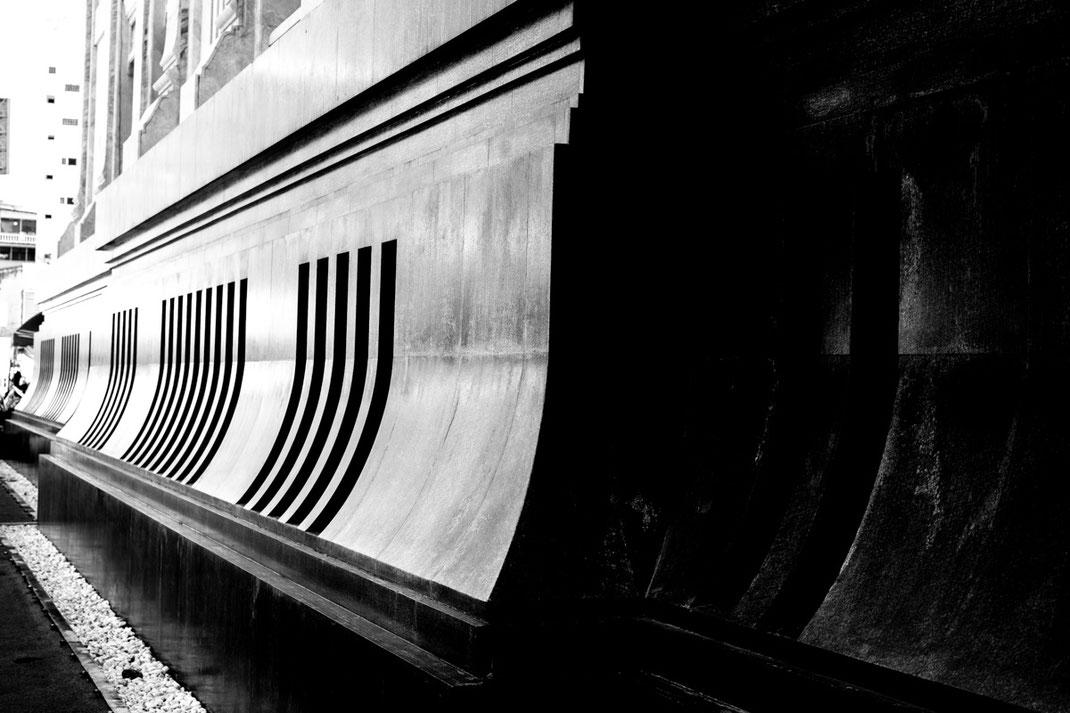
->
[0, 486, 111, 713]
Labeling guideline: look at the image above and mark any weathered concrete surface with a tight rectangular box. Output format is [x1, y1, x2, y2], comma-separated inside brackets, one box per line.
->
[22, 0, 1070, 710]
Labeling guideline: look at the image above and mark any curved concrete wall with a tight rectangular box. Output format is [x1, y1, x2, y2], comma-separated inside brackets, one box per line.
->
[24, 1, 1070, 710]
[34, 0, 578, 605]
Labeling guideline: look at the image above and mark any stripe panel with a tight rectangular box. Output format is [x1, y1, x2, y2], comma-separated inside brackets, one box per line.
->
[235, 241, 395, 535]
[267, 255, 350, 517]
[248, 259, 330, 512]
[283, 246, 372, 525]
[134, 293, 192, 468]
[306, 239, 397, 534]
[184, 279, 247, 485]
[123, 297, 175, 458]
[144, 291, 202, 472]
[159, 288, 215, 478]
[171, 284, 226, 481]
[24, 338, 54, 414]
[80, 314, 120, 447]
[80, 309, 138, 449]
[236, 263, 310, 505]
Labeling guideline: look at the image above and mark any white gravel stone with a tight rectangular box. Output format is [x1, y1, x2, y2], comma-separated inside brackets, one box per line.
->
[0, 461, 207, 713]
[0, 460, 37, 515]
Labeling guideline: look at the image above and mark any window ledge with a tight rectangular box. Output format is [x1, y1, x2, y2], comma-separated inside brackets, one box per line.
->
[268, 0, 323, 47]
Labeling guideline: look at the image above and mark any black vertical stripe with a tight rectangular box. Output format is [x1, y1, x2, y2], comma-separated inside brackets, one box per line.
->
[98, 309, 138, 448]
[147, 290, 203, 473]
[136, 293, 193, 468]
[79, 313, 118, 445]
[124, 299, 173, 460]
[270, 253, 350, 518]
[174, 284, 224, 482]
[55, 334, 76, 419]
[82, 315, 120, 447]
[44, 336, 64, 419]
[81, 332, 91, 421]
[286, 246, 371, 525]
[237, 264, 311, 504]
[179, 283, 235, 484]
[307, 240, 397, 535]
[54, 334, 79, 419]
[24, 340, 43, 412]
[54, 335, 75, 418]
[250, 259, 329, 512]
[131, 295, 184, 465]
[25, 339, 53, 413]
[32, 339, 54, 414]
[40, 338, 59, 419]
[41, 337, 66, 420]
[162, 288, 215, 478]
[186, 279, 247, 486]
[92, 312, 130, 447]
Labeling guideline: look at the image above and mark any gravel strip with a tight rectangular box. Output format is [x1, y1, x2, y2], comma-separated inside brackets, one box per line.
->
[0, 462, 207, 713]
[0, 461, 38, 515]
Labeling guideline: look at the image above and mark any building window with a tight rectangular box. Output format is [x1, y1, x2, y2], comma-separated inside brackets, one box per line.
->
[45, 214, 52, 219]
[47, 134, 54, 140]
[48, 66, 56, 74]
[61, 157, 77, 165]
[66, 198, 74, 205]
[62, 118, 78, 126]
[46, 95, 55, 104]
[46, 174, 53, 180]
[65, 84, 80, 92]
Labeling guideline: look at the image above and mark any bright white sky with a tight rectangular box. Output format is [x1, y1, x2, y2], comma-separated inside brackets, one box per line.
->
[0, 0, 86, 215]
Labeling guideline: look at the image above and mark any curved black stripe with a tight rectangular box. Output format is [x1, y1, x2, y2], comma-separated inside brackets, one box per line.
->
[161, 289, 215, 478]
[96, 310, 138, 448]
[25, 339, 54, 413]
[42, 337, 64, 419]
[77, 332, 91, 421]
[286, 246, 370, 525]
[307, 240, 396, 535]
[88, 312, 128, 449]
[123, 300, 172, 460]
[36, 339, 56, 413]
[41, 337, 66, 420]
[54, 334, 79, 420]
[57, 336, 75, 417]
[24, 340, 46, 413]
[147, 291, 203, 473]
[53, 335, 76, 419]
[250, 258, 329, 512]
[186, 279, 247, 486]
[174, 285, 225, 482]
[178, 283, 236, 485]
[270, 253, 350, 518]
[81, 314, 119, 446]
[135, 294, 192, 468]
[237, 264, 310, 505]
[89, 314, 128, 448]
[126, 299, 178, 462]
[37, 340, 56, 413]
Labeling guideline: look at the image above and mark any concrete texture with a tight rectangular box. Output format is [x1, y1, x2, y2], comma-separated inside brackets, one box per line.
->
[19, 0, 1070, 710]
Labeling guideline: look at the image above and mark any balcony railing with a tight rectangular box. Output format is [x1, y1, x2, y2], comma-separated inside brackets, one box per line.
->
[0, 232, 37, 246]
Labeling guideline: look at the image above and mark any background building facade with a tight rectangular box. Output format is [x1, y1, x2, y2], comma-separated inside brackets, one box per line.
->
[0, 0, 85, 263]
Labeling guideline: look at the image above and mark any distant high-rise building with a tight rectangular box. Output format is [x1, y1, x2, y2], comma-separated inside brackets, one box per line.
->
[0, 1, 85, 264]
[0, 97, 8, 175]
